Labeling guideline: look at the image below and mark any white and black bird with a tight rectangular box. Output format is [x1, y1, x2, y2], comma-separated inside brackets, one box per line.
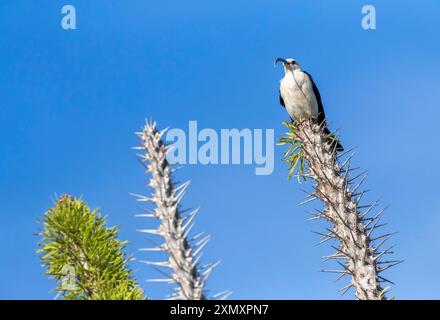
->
[275, 57, 343, 151]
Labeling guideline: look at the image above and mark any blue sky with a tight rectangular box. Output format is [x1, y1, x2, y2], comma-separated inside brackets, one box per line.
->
[1, 0, 440, 299]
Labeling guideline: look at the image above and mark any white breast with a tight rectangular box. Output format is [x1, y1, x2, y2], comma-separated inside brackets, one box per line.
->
[280, 70, 319, 121]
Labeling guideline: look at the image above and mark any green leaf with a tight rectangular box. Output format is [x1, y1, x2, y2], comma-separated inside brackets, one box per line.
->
[278, 123, 307, 183]
[37, 195, 145, 300]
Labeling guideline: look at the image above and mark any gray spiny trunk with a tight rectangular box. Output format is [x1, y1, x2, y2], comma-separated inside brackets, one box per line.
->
[134, 119, 219, 300]
[296, 120, 398, 300]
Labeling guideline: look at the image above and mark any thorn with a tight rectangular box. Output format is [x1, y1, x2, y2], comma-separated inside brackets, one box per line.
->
[135, 213, 157, 218]
[137, 228, 162, 236]
[354, 190, 367, 206]
[340, 284, 354, 295]
[378, 276, 395, 285]
[372, 234, 393, 252]
[193, 236, 210, 257]
[330, 245, 353, 260]
[349, 172, 366, 192]
[378, 260, 403, 273]
[366, 223, 388, 232]
[182, 208, 200, 231]
[194, 235, 211, 247]
[335, 272, 348, 282]
[339, 165, 360, 175]
[189, 232, 206, 242]
[321, 269, 348, 274]
[131, 193, 154, 202]
[158, 127, 170, 139]
[300, 188, 315, 196]
[183, 222, 195, 239]
[348, 171, 368, 183]
[305, 215, 320, 222]
[357, 204, 376, 209]
[342, 158, 353, 192]
[315, 236, 333, 246]
[152, 266, 173, 279]
[336, 260, 350, 271]
[367, 208, 388, 237]
[202, 260, 221, 280]
[311, 230, 333, 239]
[174, 181, 191, 203]
[364, 207, 385, 229]
[144, 237, 164, 248]
[371, 232, 398, 242]
[171, 165, 183, 173]
[140, 260, 171, 268]
[315, 209, 335, 222]
[336, 148, 356, 162]
[146, 278, 174, 283]
[165, 144, 177, 155]
[359, 200, 379, 219]
[139, 246, 165, 252]
[202, 260, 221, 274]
[377, 259, 402, 265]
[192, 252, 204, 269]
[323, 253, 346, 261]
[340, 152, 356, 169]
[324, 228, 345, 242]
[375, 245, 395, 259]
[329, 127, 341, 137]
[352, 189, 371, 198]
[298, 197, 318, 206]
[213, 291, 233, 300]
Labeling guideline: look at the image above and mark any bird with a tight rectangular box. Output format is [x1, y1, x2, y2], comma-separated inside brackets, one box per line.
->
[275, 57, 343, 152]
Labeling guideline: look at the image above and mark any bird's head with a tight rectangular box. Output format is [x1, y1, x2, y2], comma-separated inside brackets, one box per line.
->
[274, 57, 301, 72]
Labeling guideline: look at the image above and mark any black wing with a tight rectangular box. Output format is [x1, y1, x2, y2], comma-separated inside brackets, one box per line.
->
[279, 90, 285, 108]
[304, 71, 326, 126]
[304, 71, 343, 151]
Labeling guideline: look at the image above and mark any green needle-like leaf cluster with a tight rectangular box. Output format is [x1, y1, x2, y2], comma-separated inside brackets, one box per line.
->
[38, 195, 144, 300]
[278, 121, 307, 182]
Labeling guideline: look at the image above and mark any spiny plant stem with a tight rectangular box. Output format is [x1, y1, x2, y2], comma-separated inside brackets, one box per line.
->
[281, 120, 399, 300]
[134, 119, 221, 300]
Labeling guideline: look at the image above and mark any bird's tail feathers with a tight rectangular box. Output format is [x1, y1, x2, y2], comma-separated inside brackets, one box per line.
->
[323, 127, 344, 152]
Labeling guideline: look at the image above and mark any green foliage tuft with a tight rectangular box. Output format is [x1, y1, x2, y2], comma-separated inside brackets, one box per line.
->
[278, 121, 307, 182]
[38, 195, 144, 300]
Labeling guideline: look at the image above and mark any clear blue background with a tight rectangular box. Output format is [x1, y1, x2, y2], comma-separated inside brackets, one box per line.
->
[1, 0, 439, 299]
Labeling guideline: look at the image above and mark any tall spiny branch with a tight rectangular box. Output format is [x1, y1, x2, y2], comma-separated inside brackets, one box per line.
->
[280, 119, 400, 300]
[133, 119, 222, 300]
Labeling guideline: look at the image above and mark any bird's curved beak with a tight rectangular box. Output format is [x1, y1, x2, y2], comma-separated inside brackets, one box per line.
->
[274, 57, 287, 68]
